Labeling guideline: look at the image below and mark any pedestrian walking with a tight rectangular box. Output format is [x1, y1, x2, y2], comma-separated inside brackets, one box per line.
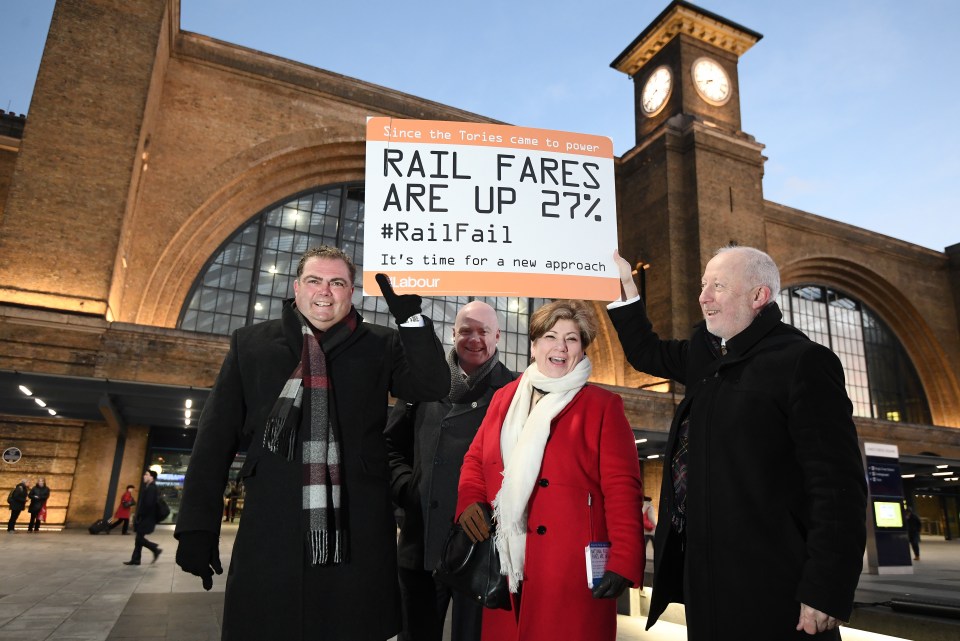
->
[123, 470, 162, 565]
[109, 485, 136, 534]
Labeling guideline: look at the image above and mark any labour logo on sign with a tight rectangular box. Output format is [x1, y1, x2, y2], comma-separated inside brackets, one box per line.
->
[2, 447, 22, 464]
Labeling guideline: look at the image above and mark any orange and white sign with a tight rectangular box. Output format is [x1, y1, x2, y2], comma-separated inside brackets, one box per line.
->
[363, 117, 618, 300]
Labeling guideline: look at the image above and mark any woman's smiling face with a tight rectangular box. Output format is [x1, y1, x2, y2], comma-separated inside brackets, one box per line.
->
[531, 319, 584, 378]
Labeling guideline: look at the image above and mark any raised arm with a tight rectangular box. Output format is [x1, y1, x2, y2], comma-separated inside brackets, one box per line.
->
[377, 273, 451, 401]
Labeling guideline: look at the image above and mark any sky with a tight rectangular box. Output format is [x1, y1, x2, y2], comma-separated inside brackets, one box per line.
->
[2, 0, 957, 252]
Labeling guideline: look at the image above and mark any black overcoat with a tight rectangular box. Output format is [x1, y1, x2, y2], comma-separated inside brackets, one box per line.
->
[176, 300, 449, 641]
[609, 300, 866, 641]
[7, 483, 27, 511]
[28, 484, 50, 514]
[135, 481, 158, 535]
[385, 360, 515, 571]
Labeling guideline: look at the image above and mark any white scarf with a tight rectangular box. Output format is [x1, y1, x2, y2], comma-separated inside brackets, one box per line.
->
[493, 356, 592, 592]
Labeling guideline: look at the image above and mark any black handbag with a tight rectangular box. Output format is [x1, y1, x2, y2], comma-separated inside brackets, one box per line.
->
[433, 505, 511, 610]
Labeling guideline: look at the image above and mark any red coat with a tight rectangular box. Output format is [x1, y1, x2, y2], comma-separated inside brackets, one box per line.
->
[114, 490, 134, 520]
[456, 379, 644, 641]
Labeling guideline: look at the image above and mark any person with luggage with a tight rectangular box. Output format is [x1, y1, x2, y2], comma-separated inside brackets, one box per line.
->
[109, 485, 136, 534]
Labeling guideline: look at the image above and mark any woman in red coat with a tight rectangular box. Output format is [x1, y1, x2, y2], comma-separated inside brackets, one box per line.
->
[109, 485, 136, 534]
[456, 300, 644, 641]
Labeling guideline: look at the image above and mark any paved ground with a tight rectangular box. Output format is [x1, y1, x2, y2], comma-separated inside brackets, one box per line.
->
[0, 524, 957, 640]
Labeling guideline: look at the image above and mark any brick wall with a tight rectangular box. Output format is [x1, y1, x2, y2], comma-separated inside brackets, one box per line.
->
[0, 146, 16, 224]
[0, 416, 152, 530]
[0, 306, 228, 527]
[68, 422, 149, 528]
[0, 0, 169, 315]
[0, 415, 82, 528]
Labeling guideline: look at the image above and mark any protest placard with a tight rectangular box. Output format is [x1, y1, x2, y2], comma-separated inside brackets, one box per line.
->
[363, 117, 619, 300]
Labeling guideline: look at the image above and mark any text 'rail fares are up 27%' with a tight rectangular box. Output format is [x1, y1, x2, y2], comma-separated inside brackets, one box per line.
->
[363, 118, 620, 300]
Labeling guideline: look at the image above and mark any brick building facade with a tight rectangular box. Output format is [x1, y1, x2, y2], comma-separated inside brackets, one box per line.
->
[2, 0, 959, 532]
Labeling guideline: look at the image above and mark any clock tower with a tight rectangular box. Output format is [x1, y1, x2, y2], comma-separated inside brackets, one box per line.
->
[610, 1, 768, 341]
[612, 0, 762, 141]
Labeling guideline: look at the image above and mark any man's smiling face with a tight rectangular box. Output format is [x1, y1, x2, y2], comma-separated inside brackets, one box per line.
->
[293, 257, 354, 331]
[698, 250, 763, 341]
[452, 301, 500, 375]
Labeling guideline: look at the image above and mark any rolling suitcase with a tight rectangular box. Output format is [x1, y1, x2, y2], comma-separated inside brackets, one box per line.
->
[88, 518, 111, 534]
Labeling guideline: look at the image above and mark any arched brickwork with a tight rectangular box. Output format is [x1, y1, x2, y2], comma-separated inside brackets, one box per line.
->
[133, 130, 366, 327]
[779, 256, 960, 428]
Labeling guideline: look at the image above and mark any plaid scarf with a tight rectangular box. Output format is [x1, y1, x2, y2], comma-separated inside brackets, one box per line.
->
[263, 307, 359, 566]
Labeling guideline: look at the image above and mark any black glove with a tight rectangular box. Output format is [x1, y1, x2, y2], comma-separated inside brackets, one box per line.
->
[375, 273, 422, 325]
[176, 530, 223, 591]
[591, 570, 631, 599]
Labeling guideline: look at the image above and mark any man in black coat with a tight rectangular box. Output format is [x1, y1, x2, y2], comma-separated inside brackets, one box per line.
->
[385, 300, 515, 641]
[124, 469, 161, 565]
[174, 246, 450, 641]
[608, 247, 867, 640]
[6, 479, 28, 531]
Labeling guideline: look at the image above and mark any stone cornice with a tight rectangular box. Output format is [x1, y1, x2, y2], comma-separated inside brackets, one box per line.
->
[618, 113, 763, 166]
[611, 0, 761, 76]
[0, 289, 107, 317]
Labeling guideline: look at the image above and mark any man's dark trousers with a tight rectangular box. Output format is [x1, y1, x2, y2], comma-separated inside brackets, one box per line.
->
[398, 566, 482, 641]
[131, 532, 159, 563]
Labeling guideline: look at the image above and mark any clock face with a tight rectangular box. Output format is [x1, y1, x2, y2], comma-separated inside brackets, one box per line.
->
[641, 66, 672, 116]
[692, 57, 731, 105]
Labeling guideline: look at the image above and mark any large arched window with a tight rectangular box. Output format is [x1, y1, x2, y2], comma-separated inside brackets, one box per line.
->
[778, 285, 931, 424]
[178, 183, 538, 372]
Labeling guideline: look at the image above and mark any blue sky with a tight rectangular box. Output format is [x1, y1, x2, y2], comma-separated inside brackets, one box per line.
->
[2, 0, 957, 252]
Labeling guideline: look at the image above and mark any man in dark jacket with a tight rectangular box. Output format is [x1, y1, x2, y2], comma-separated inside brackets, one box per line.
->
[385, 300, 515, 641]
[174, 246, 449, 641]
[124, 469, 161, 565]
[608, 247, 867, 640]
[6, 479, 28, 531]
